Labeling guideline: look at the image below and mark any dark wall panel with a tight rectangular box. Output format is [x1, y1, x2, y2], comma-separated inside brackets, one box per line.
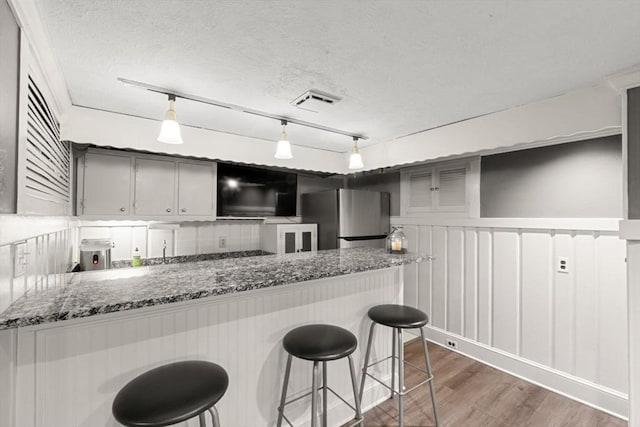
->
[0, 0, 20, 213]
[481, 135, 622, 218]
[628, 87, 640, 219]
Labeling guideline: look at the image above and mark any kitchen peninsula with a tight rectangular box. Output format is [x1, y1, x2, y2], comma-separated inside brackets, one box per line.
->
[0, 247, 423, 426]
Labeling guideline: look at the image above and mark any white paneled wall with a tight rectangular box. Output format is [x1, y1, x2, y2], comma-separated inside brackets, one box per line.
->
[78, 221, 262, 261]
[0, 216, 76, 313]
[395, 218, 628, 417]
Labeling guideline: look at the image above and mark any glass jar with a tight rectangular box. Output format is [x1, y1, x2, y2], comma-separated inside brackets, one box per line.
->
[386, 226, 408, 254]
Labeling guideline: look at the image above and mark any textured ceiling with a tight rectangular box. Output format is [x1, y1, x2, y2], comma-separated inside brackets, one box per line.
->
[37, 0, 640, 153]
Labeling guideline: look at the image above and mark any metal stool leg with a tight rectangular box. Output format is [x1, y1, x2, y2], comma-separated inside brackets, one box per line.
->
[208, 407, 221, 427]
[277, 354, 293, 427]
[311, 361, 319, 427]
[347, 355, 363, 425]
[391, 327, 397, 399]
[420, 328, 440, 426]
[322, 361, 328, 427]
[358, 321, 376, 404]
[397, 328, 404, 427]
[199, 411, 206, 427]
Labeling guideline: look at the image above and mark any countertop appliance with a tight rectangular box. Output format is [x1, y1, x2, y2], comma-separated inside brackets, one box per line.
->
[302, 189, 390, 250]
[79, 239, 112, 271]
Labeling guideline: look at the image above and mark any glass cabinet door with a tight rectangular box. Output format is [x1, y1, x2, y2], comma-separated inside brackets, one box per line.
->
[283, 232, 297, 253]
[300, 231, 312, 252]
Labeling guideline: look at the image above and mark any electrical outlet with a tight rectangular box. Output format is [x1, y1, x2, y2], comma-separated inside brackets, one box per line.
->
[557, 256, 569, 273]
[446, 339, 458, 349]
[218, 237, 227, 249]
[12, 242, 28, 278]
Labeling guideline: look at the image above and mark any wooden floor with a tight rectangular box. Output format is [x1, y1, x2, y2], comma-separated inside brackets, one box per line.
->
[351, 339, 627, 427]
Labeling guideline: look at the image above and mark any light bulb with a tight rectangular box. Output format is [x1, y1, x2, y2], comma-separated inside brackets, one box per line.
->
[274, 121, 293, 159]
[348, 137, 364, 170]
[158, 96, 184, 144]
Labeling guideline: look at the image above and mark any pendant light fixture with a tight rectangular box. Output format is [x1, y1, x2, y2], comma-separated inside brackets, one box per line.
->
[274, 120, 293, 159]
[120, 78, 369, 152]
[348, 136, 364, 170]
[157, 94, 184, 144]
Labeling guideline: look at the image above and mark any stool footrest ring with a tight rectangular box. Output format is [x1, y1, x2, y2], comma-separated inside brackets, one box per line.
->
[279, 386, 364, 426]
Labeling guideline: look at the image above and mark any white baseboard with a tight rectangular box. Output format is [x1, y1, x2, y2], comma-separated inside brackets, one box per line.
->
[424, 326, 628, 420]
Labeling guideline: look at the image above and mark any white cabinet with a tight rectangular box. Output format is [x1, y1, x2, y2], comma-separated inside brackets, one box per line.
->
[134, 158, 176, 216]
[400, 158, 480, 217]
[177, 162, 216, 217]
[77, 148, 217, 220]
[261, 224, 317, 255]
[78, 151, 132, 216]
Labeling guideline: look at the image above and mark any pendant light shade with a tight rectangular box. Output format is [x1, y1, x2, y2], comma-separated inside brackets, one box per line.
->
[348, 137, 364, 170]
[158, 95, 184, 144]
[274, 120, 293, 159]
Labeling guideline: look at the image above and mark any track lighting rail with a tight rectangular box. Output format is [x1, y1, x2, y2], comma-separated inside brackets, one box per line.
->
[118, 77, 368, 141]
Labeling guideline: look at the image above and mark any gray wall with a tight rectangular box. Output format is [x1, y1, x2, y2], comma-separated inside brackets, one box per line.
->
[628, 87, 640, 219]
[346, 171, 401, 216]
[0, 0, 20, 213]
[481, 135, 622, 218]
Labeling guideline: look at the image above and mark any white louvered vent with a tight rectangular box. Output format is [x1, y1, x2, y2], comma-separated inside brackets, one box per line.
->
[409, 172, 432, 208]
[24, 75, 70, 209]
[438, 167, 466, 207]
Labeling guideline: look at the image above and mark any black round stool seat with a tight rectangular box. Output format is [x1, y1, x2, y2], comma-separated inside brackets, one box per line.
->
[368, 304, 429, 329]
[112, 360, 228, 427]
[283, 324, 357, 361]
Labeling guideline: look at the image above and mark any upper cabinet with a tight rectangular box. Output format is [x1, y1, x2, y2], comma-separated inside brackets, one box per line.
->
[178, 162, 216, 216]
[400, 158, 480, 217]
[134, 158, 176, 216]
[79, 151, 132, 216]
[77, 148, 217, 220]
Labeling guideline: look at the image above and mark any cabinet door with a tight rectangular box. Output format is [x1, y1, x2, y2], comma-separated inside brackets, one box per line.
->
[282, 231, 297, 254]
[178, 162, 216, 216]
[134, 158, 175, 216]
[81, 152, 131, 216]
[300, 230, 313, 252]
[435, 167, 466, 211]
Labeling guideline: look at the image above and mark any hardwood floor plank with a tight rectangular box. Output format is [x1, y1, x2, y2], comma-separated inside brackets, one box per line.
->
[349, 339, 626, 427]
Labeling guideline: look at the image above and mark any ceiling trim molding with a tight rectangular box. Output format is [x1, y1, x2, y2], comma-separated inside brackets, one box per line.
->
[7, 0, 72, 115]
[607, 66, 640, 93]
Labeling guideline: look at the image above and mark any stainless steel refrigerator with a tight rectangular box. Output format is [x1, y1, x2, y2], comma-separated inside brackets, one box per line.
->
[301, 189, 390, 250]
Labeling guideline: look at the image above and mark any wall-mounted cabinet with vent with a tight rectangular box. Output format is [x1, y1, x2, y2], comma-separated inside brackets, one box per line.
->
[400, 158, 480, 217]
[76, 148, 216, 220]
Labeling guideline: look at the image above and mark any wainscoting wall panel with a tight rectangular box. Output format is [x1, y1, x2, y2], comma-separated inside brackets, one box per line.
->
[395, 217, 628, 418]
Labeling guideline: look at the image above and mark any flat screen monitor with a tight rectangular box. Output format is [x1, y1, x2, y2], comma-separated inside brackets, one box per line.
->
[217, 163, 297, 217]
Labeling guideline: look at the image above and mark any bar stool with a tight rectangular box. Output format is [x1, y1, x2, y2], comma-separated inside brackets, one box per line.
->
[359, 304, 440, 427]
[112, 360, 228, 427]
[276, 324, 363, 427]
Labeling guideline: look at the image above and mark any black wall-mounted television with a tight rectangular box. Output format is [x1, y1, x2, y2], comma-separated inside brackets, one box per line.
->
[217, 163, 297, 217]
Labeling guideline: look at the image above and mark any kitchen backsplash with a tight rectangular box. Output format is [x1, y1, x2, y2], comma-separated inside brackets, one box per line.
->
[78, 220, 263, 261]
[0, 215, 77, 313]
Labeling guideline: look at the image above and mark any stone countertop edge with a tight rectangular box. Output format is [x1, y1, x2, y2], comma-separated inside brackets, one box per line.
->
[0, 248, 427, 330]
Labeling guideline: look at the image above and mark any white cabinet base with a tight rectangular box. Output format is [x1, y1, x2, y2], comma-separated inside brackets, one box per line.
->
[5, 268, 402, 427]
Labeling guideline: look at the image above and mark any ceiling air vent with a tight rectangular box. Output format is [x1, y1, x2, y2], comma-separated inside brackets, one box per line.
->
[291, 90, 341, 113]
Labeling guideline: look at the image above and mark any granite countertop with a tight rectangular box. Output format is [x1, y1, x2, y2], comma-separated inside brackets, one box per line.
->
[0, 247, 425, 330]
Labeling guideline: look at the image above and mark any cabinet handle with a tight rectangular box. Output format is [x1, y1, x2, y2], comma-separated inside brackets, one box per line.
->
[166, 208, 172, 213]
[181, 208, 187, 213]
[434, 187, 439, 191]
[430, 187, 435, 191]
[120, 207, 126, 212]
